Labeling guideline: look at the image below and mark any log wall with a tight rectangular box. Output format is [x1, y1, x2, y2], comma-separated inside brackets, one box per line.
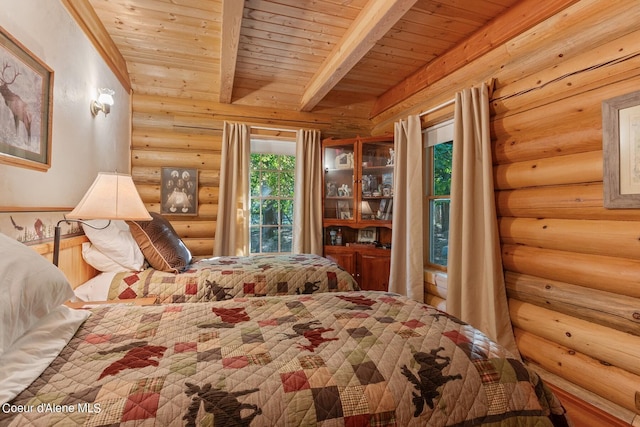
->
[493, 1, 640, 418]
[407, 0, 640, 423]
[127, 0, 640, 422]
[130, 95, 372, 256]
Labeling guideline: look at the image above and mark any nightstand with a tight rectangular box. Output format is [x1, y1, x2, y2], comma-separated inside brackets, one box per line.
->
[65, 296, 158, 309]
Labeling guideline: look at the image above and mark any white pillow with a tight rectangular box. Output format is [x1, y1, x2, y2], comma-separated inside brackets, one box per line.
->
[82, 242, 131, 272]
[73, 271, 117, 302]
[81, 220, 144, 271]
[0, 232, 75, 358]
[0, 305, 90, 404]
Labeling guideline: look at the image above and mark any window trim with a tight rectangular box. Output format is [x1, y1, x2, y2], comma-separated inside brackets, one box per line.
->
[249, 138, 296, 255]
[423, 119, 453, 271]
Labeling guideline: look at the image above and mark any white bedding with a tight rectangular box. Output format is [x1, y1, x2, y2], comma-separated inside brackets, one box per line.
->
[73, 272, 118, 302]
[0, 305, 90, 404]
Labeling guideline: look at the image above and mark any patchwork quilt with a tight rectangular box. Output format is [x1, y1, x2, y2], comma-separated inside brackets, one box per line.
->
[107, 254, 359, 303]
[2, 292, 569, 426]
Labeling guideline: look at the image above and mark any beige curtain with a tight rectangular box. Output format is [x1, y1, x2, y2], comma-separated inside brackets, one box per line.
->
[447, 83, 520, 357]
[389, 115, 424, 302]
[293, 129, 323, 255]
[214, 122, 250, 256]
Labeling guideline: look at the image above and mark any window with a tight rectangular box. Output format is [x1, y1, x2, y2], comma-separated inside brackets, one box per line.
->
[424, 120, 453, 268]
[249, 139, 295, 254]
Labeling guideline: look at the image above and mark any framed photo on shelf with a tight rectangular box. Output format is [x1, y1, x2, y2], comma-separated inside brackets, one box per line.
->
[382, 172, 393, 188]
[357, 227, 377, 243]
[362, 175, 377, 194]
[326, 182, 337, 197]
[336, 200, 351, 219]
[376, 198, 393, 220]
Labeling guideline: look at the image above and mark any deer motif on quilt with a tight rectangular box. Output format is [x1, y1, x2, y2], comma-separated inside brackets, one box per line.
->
[204, 279, 233, 301]
[183, 382, 262, 427]
[296, 280, 321, 294]
[401, 346, 463, 417]
[98, 341, 168, 379]
[281, 320, 338, 352]
[199, 307, 251, 329]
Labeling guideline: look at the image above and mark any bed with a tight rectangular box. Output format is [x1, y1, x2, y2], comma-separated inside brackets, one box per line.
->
[74, 214, 359, 303]
[0, 232, 571, 426]
[76, 253, 360, 303]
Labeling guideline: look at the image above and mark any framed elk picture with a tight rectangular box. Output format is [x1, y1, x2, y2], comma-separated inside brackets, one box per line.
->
[0, 27, 53, 171]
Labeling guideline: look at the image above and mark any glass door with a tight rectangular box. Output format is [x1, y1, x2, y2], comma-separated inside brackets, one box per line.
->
[359, 139, 394, 224]
[323, 142, 356, 224]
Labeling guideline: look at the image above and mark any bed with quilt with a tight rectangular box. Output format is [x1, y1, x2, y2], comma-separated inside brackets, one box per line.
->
[74, 215, 358, 303]
[0, 233, 570, 426]
[76, 253, 359, 303]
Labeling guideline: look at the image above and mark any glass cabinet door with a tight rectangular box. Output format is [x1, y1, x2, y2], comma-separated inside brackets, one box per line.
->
[323, 142, 355, 223]
[360, 139, 394, 223]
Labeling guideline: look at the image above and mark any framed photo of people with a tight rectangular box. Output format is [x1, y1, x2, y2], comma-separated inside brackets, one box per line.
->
[160, 167, 198, 215]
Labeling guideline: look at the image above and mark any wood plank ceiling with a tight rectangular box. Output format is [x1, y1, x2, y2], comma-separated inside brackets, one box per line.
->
[84, 0, 524, 122]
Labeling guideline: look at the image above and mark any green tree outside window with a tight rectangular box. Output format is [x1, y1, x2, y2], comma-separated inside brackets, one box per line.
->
[250, 153, 295, 253]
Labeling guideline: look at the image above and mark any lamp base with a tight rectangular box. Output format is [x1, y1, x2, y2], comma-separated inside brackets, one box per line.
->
[53, 224, 62, 266]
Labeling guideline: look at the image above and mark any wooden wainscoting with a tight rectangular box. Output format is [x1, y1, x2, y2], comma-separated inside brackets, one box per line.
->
[30, 235, 97, 289]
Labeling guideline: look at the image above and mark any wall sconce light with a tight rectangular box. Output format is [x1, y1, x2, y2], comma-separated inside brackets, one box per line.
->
[90, 88, 115, 117]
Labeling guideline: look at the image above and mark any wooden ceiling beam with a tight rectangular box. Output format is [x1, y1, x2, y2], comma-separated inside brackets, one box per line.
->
[299, 0, 419, 112]
[218, 0, 244, 103]
[370, 0, 581, 118]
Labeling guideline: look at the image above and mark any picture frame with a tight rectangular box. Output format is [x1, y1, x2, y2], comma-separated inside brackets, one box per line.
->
[376, 198, 393, 220]
[161, 167, 198, 215]
[336, 200, 351, 219]
[357, 227, 377, 243]
[326, 182, 337, 197]
[0, 27, 53, 171]
[602, 90, 640, 208]
[382, 172, 393, 189]
[376, 199, 387, 220]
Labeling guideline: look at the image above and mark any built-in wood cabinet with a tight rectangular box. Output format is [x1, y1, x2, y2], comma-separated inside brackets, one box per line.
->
[357, 250, 391, 292]
[324, 245, 391, 291]
[322, 135, 394, 226]
[322, 135, 394, 291]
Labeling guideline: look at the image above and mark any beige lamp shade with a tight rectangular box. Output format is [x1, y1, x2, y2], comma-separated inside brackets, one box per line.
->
[361, 201, 373, 215]
[67, 172, 152, 221]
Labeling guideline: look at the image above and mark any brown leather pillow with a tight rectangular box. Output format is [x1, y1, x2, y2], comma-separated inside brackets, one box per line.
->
[127, 212, 192, 273]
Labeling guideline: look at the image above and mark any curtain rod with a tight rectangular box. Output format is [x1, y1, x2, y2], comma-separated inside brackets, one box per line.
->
[250, 125, 298, 133]
[418, 98, 455, 117]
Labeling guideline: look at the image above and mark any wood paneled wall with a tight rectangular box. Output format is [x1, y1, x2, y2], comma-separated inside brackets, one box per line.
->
[416, 1, 640, 423]
[128, 0, 639, 421]
[493, 1, 640, 418]
[130, 94, 373, 256]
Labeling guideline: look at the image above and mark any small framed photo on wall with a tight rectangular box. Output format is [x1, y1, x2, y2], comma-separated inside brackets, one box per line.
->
[160, 167, 198, 215]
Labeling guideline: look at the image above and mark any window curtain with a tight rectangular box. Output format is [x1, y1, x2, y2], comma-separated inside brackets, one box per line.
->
[214, 122, 250, 256]
[447, 83, 520, 357]
[293, 129, 323, 255]
[389, 115, 424, 302]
